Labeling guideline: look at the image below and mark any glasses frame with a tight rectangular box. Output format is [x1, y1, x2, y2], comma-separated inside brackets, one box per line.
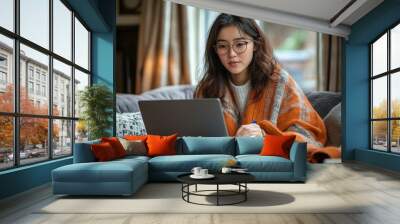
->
[214, 38, 253, 56]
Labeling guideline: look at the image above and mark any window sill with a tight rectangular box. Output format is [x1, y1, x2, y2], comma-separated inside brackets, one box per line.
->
[0, 156, 72, 176]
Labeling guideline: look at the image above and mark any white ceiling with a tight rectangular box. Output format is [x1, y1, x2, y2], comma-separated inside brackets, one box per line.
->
[167, 0, 384, 38]
[225, 0, 352, 23]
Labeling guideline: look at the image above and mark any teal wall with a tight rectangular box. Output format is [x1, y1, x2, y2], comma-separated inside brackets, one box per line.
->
[0, 0, 116, 200]
[344, 0, 400, 170]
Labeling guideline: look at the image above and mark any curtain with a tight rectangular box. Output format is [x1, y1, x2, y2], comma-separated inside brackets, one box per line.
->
[317, 33, 343, 92]
[135, 0, 191, 93]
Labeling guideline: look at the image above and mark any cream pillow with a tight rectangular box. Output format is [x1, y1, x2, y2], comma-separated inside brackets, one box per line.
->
[118, 138, 147, 156]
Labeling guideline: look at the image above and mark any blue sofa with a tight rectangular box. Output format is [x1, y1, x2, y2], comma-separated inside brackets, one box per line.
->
[52, 137, 307, 196]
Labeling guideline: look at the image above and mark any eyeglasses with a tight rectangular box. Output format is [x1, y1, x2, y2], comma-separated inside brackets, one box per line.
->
[214, 39, 252, 55]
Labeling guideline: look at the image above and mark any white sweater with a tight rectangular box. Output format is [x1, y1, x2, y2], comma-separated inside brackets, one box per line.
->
[230, 80, 251, 115]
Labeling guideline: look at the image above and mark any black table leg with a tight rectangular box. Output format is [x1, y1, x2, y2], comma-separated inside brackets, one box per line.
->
[245, 183, 247, 201]
[217, 184, 219, 206]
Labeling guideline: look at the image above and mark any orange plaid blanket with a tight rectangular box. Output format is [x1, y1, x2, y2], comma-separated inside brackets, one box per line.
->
[196, 65, 341, 163]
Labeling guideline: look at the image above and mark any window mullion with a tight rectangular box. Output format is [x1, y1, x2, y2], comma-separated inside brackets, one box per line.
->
[71, 11, 76, 155]
[388, 29, 391, 153]
[48, 0, 53, 160]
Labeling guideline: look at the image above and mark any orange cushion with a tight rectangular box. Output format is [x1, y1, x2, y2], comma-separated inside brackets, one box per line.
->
[146, 134, 177, 157]
[124, 135, 148, 141]
[101, 137, 127, 158]
[259, 135, 296, 159]
[91, 142, 117, 161]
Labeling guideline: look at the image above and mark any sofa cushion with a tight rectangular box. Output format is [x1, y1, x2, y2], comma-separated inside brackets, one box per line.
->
[116, 112, 147, 137]
[90, 142, 118, 161]
[147, 134, 178, 157]
[52, 158, 147, 183]
[180, 137, 235, 155]
[148, 154, 235, 172]
[236, 155, 293, 172]
[259, 135, 296, 159]
[101, 137, 127, 158]
[119, 138, 147, 156]
[236, 137, 263, 155]
[73, 140, 100, 163]
[324, 103, 341, 146]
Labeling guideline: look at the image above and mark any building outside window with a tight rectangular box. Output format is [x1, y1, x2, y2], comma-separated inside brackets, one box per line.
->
[0, 0, 91, 170]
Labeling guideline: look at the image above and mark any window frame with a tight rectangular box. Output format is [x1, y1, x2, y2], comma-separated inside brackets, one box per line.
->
[370, 20, 400, 154]
[0, 0, 92, 171]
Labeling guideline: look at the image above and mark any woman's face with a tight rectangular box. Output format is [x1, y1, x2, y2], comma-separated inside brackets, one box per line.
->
[215, 25, 255, 79]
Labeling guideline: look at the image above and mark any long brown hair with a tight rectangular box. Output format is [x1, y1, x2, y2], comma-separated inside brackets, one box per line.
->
[195, 14, 277, 101]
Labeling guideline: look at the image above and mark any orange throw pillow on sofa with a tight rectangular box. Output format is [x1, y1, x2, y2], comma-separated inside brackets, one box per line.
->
[124, 135, 148, 142]
[91, 142, 117, 161]
[260, 135, 296, 159]
[101, 137, 127, 158]
[146, 134, 177, 157]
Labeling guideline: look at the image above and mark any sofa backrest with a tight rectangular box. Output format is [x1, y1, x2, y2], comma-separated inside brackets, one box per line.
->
[235, 137, 263, 155]
[73, 140, 100, 163]
[177, 137, 236, 155]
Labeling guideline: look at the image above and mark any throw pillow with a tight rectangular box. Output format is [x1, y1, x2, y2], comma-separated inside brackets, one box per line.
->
[118, 138, 147, 156]
[116, 112, 147, 137]
[323, 103, 341, 147]
[260, 135, 296, 159]
[124, 135, 148, 141]
[91, 142, 117, 161]
[146, 134, 178, 157]
[101, 137, 127, 158]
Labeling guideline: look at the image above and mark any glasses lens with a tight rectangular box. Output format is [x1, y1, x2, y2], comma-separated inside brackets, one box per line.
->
[216, 43, 228, 55]
[233, 41, 248, 53]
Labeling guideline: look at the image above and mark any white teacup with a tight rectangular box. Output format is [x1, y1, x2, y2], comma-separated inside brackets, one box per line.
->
[191, 167, 202, 176]
[221, 167, 232, 174]
[199, 169, 208, 176]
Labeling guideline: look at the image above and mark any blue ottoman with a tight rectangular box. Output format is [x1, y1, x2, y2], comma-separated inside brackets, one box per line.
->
[52, 156, 148, 196]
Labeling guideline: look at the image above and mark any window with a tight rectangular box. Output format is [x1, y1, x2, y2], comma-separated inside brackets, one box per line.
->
[36, 83, 40, 95]
[371, 23, 400, 154]
[28, 81, 34, 94]
[0, 0, 14, 32]
[0, 0, 91, 170]
[0, 55, 7, 67]
[74, 17, 89, 70]
[0, 71, 6, 85]
[42, 85, 46, 97]
[28, 67, 34, 80]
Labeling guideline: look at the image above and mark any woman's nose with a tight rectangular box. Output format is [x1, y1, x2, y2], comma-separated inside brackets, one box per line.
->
[228, 46, 237, 57]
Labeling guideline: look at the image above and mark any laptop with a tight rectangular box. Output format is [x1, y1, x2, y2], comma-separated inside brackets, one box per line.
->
[138, 99, 228, 137]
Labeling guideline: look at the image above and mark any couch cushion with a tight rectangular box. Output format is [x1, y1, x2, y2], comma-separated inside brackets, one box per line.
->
[148, 154, 235, 172]
[116, 112, 147, 137]
[236, 155, 293, 172]
[73, 140, 100, 163]
[180, 137, 235, 155]
[116, 85, 195, 113]
[324, 103, 341, 146]
[236, 137, 263, 155]
[52, 158, 147, 183]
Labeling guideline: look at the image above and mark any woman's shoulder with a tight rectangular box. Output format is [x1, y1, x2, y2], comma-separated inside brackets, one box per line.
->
[275, 68, 305, 95]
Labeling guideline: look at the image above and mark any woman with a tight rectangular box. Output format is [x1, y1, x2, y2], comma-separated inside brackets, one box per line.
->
[194, 14, 340, 162]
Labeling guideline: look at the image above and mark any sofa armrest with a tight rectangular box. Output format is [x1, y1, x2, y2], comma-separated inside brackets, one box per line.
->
[289, 142, 307, 181]
[73, 140, 100, 163]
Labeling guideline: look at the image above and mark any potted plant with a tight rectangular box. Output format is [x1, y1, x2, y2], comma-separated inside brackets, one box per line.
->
[79, 84, 113, 140]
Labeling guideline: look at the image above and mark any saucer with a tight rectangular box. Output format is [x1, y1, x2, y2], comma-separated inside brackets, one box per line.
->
[190, 174, 215, 179]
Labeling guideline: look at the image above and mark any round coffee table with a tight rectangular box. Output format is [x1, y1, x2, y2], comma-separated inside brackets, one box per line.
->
[177, 173, 255, 206]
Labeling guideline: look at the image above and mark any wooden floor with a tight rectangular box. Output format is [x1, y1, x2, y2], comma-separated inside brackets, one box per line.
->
[1, 162, 400, 224]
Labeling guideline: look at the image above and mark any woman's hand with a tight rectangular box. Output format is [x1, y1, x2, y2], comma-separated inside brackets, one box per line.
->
[235, 123, 264, 137]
